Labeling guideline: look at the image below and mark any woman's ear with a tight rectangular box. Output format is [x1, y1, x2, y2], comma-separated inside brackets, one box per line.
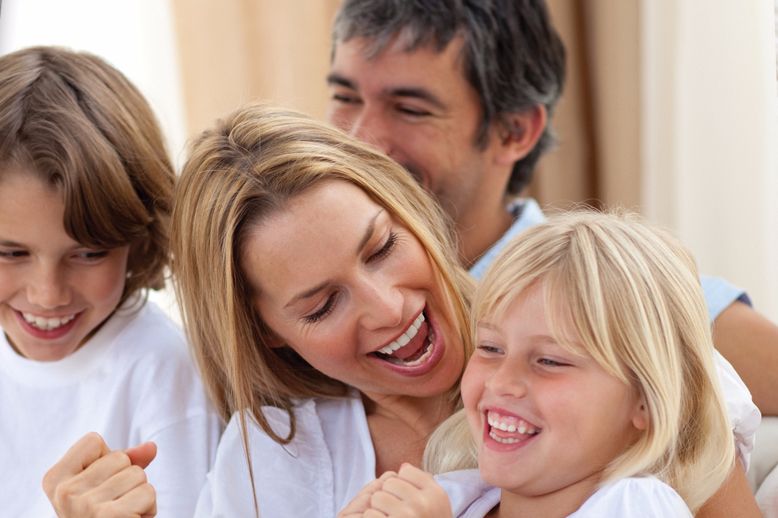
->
[263, 328, 286, 349]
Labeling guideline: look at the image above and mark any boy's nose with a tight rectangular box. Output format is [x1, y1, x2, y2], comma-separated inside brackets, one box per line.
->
[26, 265, 72, 309]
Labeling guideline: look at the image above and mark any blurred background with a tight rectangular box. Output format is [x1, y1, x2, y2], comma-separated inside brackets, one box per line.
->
[1, 0, 776, 322]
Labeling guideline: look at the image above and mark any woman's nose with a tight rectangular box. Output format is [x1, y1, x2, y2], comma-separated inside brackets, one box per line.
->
[357, 274, 404, 331]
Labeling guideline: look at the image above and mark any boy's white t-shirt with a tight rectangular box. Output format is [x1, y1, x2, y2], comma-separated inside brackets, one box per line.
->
[440, 469, 691, 517]
[0, 300, 222, 518]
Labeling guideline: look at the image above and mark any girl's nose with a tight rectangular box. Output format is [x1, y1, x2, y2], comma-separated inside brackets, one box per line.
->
[485, 359, 529, 399]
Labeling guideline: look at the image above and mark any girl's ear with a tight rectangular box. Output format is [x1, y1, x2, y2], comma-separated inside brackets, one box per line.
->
[631, 397, 650, 431]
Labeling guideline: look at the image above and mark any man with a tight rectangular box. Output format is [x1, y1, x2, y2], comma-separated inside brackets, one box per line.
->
[326, 1, 775, 515]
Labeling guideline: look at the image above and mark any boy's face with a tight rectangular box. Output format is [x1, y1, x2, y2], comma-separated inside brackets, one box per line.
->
[0, 166, 129, 361]
[327, 36, 506, 229]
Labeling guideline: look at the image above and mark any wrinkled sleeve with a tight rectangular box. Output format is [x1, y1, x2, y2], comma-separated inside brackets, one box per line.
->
[713, 350, 762, 470]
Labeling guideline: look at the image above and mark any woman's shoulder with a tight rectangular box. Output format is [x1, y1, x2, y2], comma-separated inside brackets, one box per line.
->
[572, 476, 691, 517]
[198, 396, 368, 517]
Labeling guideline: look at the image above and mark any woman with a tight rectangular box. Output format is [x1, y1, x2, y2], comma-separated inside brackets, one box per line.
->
[171, 103, 474, 516]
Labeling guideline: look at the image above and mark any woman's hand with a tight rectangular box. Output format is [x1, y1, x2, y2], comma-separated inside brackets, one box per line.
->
[42, 432, 157, 518]
[339, 464, 452, 518]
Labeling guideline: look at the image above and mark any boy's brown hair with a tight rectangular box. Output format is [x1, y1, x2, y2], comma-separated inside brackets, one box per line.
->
[0, 46, 174, 303]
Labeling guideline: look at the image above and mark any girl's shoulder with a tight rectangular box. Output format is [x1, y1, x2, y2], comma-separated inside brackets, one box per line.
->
[572, 476, 691, 517]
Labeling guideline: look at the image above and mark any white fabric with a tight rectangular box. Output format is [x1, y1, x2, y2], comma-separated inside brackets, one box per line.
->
[195, 394, 375, 518]
[0, 301, 222, 518]
[439, 469, 691, 517]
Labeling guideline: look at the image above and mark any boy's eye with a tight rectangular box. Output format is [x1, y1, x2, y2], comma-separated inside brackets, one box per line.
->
[74, 250, 109, 261]
[0, 249, 28, 259]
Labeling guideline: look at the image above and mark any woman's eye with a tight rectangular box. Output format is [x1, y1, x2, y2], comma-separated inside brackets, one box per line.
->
[368, 231, 397, 262]
[303, 293, 339, 324]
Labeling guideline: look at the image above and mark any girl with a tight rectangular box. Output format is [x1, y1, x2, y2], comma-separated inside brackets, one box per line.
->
[342, 211, 737, 517]
[0, 46, 220, 517]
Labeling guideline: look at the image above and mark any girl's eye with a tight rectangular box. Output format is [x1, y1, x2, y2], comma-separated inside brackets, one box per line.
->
[476, 343, 504, 356]
[537, 358, 568, 367]
[368, 231, 398, 263]
[303, 292, 339, 324]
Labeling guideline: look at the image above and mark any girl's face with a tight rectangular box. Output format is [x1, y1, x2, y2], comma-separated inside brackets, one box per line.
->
[461, 282, 646, 502]
[241, 179, 465, 400]
[0, 167, 129, 361]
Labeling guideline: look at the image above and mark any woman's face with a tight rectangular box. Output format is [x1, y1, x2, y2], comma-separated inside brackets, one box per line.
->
[241, 179, 465, 400]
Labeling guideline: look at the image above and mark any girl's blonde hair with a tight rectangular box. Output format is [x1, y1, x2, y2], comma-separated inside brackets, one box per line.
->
[425, 210, 734, 512]
[172, 102, 473, 444]
[0, 47, 174, 304]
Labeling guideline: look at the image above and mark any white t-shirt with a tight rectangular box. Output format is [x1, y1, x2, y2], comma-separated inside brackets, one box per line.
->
[0, 301, 222, 518]
[439, 469, 691, 517]
[195, 394, 375, 517]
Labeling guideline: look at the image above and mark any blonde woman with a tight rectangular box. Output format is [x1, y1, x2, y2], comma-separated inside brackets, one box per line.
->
[172, 103, 473, 516]
[342, 212, 739, 517]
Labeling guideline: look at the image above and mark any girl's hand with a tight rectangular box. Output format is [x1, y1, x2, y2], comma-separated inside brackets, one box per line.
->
[42, 432, 157, 518]
[339, 464, 452, 518]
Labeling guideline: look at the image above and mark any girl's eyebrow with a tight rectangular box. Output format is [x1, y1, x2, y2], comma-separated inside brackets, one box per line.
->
[0, 239, 23, 247]
[284, 209, 384, 309]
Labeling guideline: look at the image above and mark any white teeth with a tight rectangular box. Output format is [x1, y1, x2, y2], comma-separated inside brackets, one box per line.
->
[487, 411, 540, 437]
[22, 312, 76, 331]
[377, 312, 425, 355]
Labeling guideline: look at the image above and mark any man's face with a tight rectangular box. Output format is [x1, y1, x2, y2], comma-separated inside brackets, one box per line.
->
[327, 36, 506, 229]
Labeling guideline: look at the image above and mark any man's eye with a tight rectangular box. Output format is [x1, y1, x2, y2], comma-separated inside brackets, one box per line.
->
[396, 105, 430, 117]
[332, 93, 361, 105]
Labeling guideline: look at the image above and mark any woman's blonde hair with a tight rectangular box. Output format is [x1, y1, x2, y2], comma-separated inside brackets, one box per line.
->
[425, 210, 734, 512]
[172, 103, 473, 447]
[0, 46, 174, 304]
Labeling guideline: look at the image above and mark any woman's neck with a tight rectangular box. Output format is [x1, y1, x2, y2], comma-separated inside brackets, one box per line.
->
[361, 391, 456, 475]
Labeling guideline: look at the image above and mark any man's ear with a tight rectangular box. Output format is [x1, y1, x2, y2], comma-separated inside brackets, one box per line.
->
[494, 105, 547, 166]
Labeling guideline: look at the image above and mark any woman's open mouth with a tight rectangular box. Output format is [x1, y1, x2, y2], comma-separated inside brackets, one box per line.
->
[370, 309, 443, 375]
